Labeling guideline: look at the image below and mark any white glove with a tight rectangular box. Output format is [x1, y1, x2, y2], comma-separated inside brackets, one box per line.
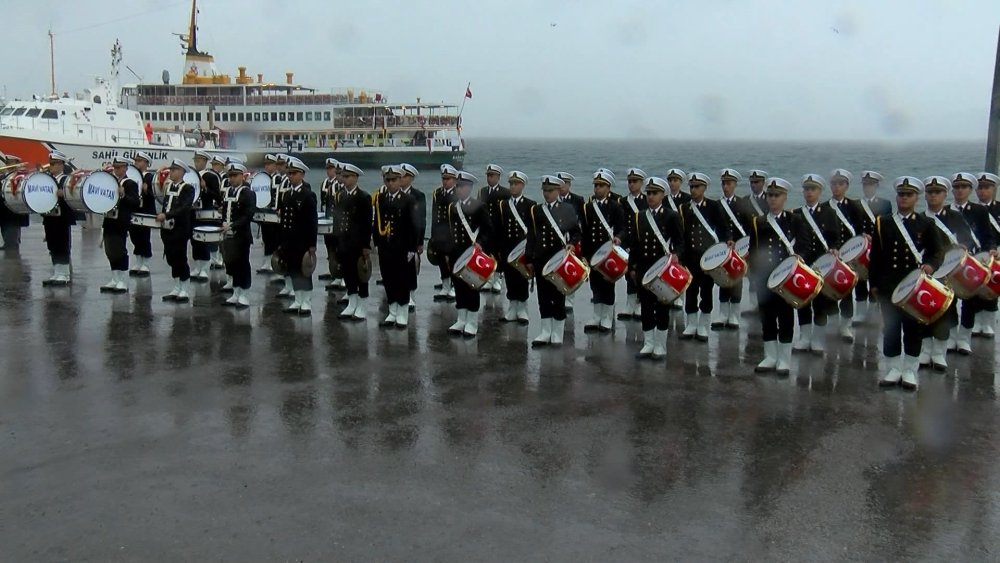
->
[407, 252, 416, 262]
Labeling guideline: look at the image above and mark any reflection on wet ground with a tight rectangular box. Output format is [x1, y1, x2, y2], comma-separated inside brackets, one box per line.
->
[2, 226, 999, 560]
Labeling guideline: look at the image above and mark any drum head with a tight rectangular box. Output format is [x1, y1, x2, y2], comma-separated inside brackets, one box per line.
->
[891, 269, 923, 304]
[194, 226, 222, 234]
[766, 256, 798, 290]
[21, 172, 58, 214]
[452, 246, 476, 275]
[81, 171, 120, 214]
[183, 170, 202, 202]
[934, 248, 966, 279]
[126, 165, 142, 187]
[735, 236, 751, 257]
[542, 249, 569, 276]
[592, 241, 613, 263]
[250, 172, 272, 209]
[839, 235, 868, 261]
[507, 239, 527, 263]
[812, 253, 835, 275]
[699, 242, 730, 270]
[641, 255, 671, 286]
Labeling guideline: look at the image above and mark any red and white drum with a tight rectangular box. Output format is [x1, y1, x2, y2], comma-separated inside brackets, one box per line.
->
[642, 254, 693, 304]
[591, 241, 630, 282]
[734, 235, 751, 260]
[506, 239, 531, 280]
[192, 225, 225, 243]
[699, 242, 747, 288]
[975, 252, 1000, 299]
[543, 249, 590, 295]
[2, 171, 58, 214]
[892, 269, 954, 324]
[453, 246, 497, 290]
[767, 256, 824, 308]
[839, 235, 871, 280]
[934, 248, 989, 300]
[812, 253, 859, 301]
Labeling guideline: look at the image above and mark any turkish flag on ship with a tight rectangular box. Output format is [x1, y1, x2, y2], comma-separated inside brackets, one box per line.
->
[465, 86, 472, 99]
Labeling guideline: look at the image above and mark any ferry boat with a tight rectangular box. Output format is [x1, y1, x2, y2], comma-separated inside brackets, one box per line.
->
[120, 0, 466, 169]
[0, 42, 242, 169]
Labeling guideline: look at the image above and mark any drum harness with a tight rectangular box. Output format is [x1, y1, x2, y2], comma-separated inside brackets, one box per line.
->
[690, 201, 720, 244]
[949, 203, 983, 251]
[891, 213, 924, 263]
[801, 205, 830, 252]
[829, 200, 856, 237]
[644, 209, 672, 255]
[765, 214, 795, 256]
[720, 198, 747, 238]
[926, 210, 958, 247]
[589, 198, 615, 242]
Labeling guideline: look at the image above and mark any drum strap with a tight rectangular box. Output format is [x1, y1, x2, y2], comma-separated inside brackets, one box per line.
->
[225, 186, 246, 223]
[590, 200, 614, 239]
[626, 194, 639, 214]
[951, 204, 982, 249]
[926, 211, 958, 246]
[645, 210, 671, 254]
[801, 206, 829, 251]
[720, 198, 747, 238]
[892, 213, 924, 263]
[830, 200, 857, 236]
[859, 198, 876, 225]
[766, 214, 795, 255]
[456, 201, 479, 243]
[986, 209, 1000, 236]
[665, 192, 679, 213]
[542, 204, 568, 246]
[508, 199, 528, 234]
[748, 194, 763, 216]
[689, 201, 719, 243]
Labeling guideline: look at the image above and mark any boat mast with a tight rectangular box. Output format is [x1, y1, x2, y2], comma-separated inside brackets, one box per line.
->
[48, 30, 56, 97]
[187, 0, 200, 55]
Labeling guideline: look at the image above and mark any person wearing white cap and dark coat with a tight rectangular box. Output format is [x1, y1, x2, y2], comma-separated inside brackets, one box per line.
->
[949, 172, 997, 353]
[373, 166, 418, 328]
[823, 169, 866, 342]
[527, 175, 581, 347]
[99, 156, 141, 293]
[854, 170, 891, 324]
[627, 177, 684, 359]
[556, 171, 585, 313]
[665, 168, 692, 212]
[399, 163, 426, 309]
[190, 150, 223, 281]
[749, 178, 809, 375]
[158, 159, 196, 302]
[740, 170, 769, 218]
[791, 174, 841, 355]
[678, 172, 732, 342]
[217, 163, 256, 306]
[582, 169, 626, 333]
[277, 158, 318, 315]
[973, 172, 1000, 337]
[617, 167, 649, 320]
[319, 158, 343, 288]
[869, 177, 945, 391]
[430, 165, 459, 301]
[715, 168, 752, 330]
[332, 163, 372, 320]
[272, 155, 299, 297]
[446, 171, 492, 337]
[478, 163, 510, 293]
[0, 153, 29, 251]
[257, 154, 282, 275]
[41, 151, 76, 286]
[496, 171, 534, 324]
[128, 151, 157, 277]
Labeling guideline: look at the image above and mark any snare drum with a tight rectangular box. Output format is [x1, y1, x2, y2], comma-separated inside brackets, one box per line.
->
[812, 253, 858, 301]
[767, 256, 824, 308]
[131, 213, 172, 229]
[506, 239, 531, 280]
[892, 269, 954, 324]
[452, 246, 497, 290]
[249, 172, 272, 209]
[317, 218, 334, 235]
[80, 171, 120, 214]
[641, 254, 692, 304]
[543, 249, 590, 295]
[2, 171, 58, 214]
[192, 225, 225, 243]
[590, 241, 630, 282]
[734, 235, 751, 260]
[699, 242, 747, 288]
[975, 252, 1000, 299]
[934, 248, 989, 299]
[63, 169, 92, 212]
[195, 209, 222, 221]
[252, 211, 280, 223]
[839, 235, 871, 280]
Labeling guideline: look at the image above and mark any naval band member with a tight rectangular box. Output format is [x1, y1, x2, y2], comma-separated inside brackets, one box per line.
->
[430, 164, 459, 301]
[792, 174, 841, 355]
[824, 169, 865, 342]
[257, 154, 282, 274]
[679, 172, 731, 341]
[99, 156, 141, 294]
[854, 171, 891, 323]
[374, 165, 418, 328]
[220, 162, 256, 308]
[41, 151, 76, 287]
[277, 157, 318, 315]
[973, 172, 1000, 337]
[497, 171, 534, 324]
[128, 151, 157, 277]
[158, 159, 196, 303]
[446, 171, 492, 338]
[333, 163, 372, 321]
[617, 167, 648, 320]
[191, 150, 222, 281]
[400, 163, 426, 309]
[319, 158, 343, 289]
[582, 169, 626, 333]
[715, 168, 752, 329]
[949, 172, 997, 354]
[478, 163, 510, 293]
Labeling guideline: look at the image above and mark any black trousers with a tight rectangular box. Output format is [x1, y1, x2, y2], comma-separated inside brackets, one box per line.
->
[684, 269, 714, 314]
[501, 260, 529, 301]
[337, 247, 368, 297]
[104, 230, 129, 271]
[43, 217, 71, 264]
[836, 294, 854, 319]
[982, 297, 999, 313]
[191, 239, 211, 261]
[162, 236, 190, 281]
[324, 235, 338, 276]
[0, 223, 21, 249]
[855, 279, 873, 302]
[224, 236, 252, 289]
[281, 246, 313, 291]
[758, 289, 794, 342]
[797, 295, 832, 327]
[960, 297, 985, 328]
[928, 301, 956, 340]
[638, 284, 670, 331]
[260, 223, 280, 256]
[129, 225, 152, 258]
[379, 247, 409, 306]
[719, 279, 743, 304]
[437, 261, 450, 282]
[589, 273, 616, 306]
[880, 296, 925, 357]
[625, 272, 638, 296]
[535, 270, 566, 320]
[408, 254, 420, 292]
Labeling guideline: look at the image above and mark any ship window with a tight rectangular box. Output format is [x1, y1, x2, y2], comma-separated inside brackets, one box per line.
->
[253, 112, 260, 121]
[323, 111, 331, 121]
[42, 109, 58, 119]
[238, 112, 245, 121]
[0, 108, 13, 116]
[228, 112, 235, 121]
[158, 112, 165, 120]
[12, 108, 26, 116]
[279, 112, 286, 121]
[262, 112, 269, 122]
[304, 112, 312, 122]
[25, 108, 41, 117]
[196, 112, 202, 121]
[220, 113, 228, 122]
[270, 112, 277, 121]
[296, 112, 304, 121]
[214, 112, 220, 121]
[173, 112, 180, 121]
[314, 111, 322, 121]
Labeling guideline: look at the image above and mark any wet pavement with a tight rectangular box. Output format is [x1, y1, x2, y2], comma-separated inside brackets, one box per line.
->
[2, 223, 1000, 561]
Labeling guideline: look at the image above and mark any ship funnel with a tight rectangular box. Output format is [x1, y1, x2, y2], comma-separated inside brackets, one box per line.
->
[257, 73, 263, 83]
[286, 72, 293, 85]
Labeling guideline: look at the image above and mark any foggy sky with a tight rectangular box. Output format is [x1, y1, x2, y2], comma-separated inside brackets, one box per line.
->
[7, 0, 1000, 141]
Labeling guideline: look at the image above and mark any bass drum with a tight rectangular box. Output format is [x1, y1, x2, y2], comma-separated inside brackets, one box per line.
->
[2, 171, 58, 214]
[155, 169, 202, 205]
[249, 172, 272, 209]
[80, 171, 121, 214]
[63, 169, 93, 212]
